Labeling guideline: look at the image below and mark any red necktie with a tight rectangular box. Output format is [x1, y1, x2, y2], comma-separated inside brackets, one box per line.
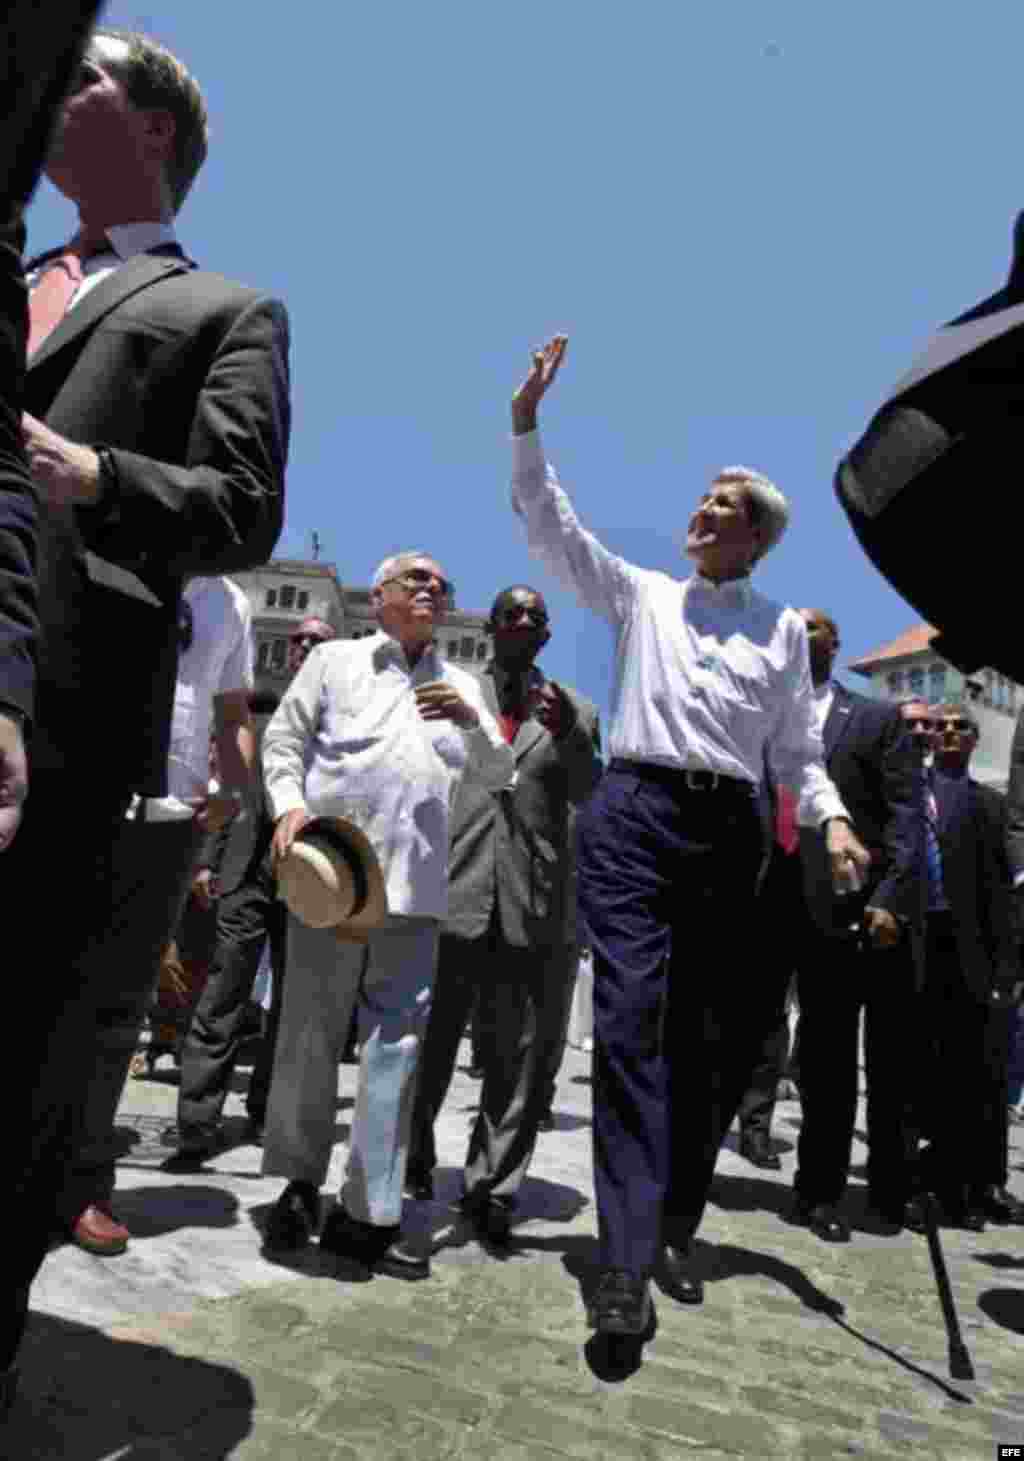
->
[27, 244, 87, 356]
[774, 785, 800, 854]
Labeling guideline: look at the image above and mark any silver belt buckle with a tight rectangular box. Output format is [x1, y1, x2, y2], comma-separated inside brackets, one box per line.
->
[685, 768, 718, 791]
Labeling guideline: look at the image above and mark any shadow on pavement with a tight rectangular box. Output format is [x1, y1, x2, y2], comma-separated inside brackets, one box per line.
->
[978, 1286, 1024, 1334]
[706, 1170, 796, 1221]
[99, 1183, 240, 1239]
[705, 1241, 846, 1318]
[974, 1251, 1024, 1270]
[402, 1172, 589, 1254]
[10, 1311, 253, 1459]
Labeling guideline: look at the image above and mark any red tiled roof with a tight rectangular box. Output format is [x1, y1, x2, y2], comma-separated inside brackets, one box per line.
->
[847, 623, 937, 676]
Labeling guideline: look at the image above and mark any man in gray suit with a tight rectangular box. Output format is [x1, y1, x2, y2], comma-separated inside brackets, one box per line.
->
[407, 585, 602, 1242]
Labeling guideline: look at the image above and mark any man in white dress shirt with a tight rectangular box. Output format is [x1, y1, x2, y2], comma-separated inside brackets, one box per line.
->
[260, 552, 514, 1280]
[509, 336, 870, 1336]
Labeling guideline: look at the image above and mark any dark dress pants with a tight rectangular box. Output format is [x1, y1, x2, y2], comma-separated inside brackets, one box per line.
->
[409, 920, 571, 1207]
[177, 847, 287, 1143]
[578, 764, 764, 1278]
[737, 848, 808, 1138]
[920, 911, 1010, 1198]
[1, 771, 130, 1368]
[58, 813, 203, 1222]
[794, 912, 919, 1209]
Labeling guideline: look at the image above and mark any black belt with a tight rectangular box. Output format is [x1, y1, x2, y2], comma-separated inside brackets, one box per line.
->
[608, 758, 753, 794]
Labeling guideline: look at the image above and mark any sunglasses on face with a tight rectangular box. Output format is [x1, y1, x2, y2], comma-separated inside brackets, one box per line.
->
[290, 632, 330, 648]
[380, 570, 450, 599]
[936, 719, 975, 733]
[904, 716, 934, 730]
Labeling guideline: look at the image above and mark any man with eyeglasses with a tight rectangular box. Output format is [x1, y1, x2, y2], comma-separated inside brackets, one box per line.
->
[164, 614, 336, 1168]
[915, 702, 1024, 1227]
[259, 553, 513, 1279]
[406, 585, 602, 1244]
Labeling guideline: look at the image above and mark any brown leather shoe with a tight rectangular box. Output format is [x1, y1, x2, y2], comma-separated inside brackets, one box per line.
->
[70, 1203, 129, 1256]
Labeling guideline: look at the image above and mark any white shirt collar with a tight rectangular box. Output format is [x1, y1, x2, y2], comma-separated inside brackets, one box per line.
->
[688, 572, 754, 608]
[99, 220, 178, 260]
[371, 630, 440, 674]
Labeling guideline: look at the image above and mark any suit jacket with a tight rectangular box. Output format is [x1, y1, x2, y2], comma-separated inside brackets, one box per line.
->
[932, 771, 1018, 1001]
[24, 249, 289, 790]
[836, 211, 1024, 679]
[444, 664, 602, 948]
[798, 684, 923, 936]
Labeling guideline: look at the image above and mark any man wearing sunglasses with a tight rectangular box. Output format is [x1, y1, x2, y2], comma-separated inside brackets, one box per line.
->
[916, 702, 1024, 1227]
[407, 585, 601, 1243]
[163, 615, 336, 1169]
[259, 553, 513, 1279]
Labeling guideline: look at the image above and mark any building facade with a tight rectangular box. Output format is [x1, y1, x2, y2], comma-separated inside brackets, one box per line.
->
[847, 623, 1021, 788]
[229, 559, 491, 700]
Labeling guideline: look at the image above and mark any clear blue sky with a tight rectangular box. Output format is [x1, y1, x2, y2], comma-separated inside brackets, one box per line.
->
[26, 3, 1023, 719]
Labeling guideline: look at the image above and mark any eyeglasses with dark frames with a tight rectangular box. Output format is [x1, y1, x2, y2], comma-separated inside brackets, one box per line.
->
[936, 718, 975, 733]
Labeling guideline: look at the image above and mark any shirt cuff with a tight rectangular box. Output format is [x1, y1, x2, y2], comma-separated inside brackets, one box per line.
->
[511, 428, 545, 479]
[1014, 870, 1024, 889]
[267, 786, 306, 821]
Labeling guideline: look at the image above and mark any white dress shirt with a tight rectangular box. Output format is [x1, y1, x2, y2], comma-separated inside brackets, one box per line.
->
[28, 221, 180, 308]
[263, 631, 515, 918]
[510, 430, 846, 827]
[141, 576, 254, 823]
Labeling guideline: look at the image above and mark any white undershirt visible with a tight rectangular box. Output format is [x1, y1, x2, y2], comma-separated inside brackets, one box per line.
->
[28, 220, 179, 310]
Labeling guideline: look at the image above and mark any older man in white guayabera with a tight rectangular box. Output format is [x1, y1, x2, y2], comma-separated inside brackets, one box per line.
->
[260, 551, 514, 1280]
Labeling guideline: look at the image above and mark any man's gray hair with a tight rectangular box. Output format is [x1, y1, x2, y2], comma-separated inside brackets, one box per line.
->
[372, 551, 437, 589]
[715, 465, 790, 562]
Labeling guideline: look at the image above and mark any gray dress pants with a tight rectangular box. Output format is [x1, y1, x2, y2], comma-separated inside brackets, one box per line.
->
[262, 913, 438, 1227]
[409, 924, 573, 1209]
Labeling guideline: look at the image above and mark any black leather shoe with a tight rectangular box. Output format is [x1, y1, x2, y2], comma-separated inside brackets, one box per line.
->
[978, 1185, 1024, 1224]
[791, 1196, 850, 1242]
[945, 1201, 986, 1233]
[902, 1197, 928, 1234]
[586, 1271, 652, 1335]
[375, 1239, 431, 1281]
[320, 1206, 428, 1279]
[658, 1241, 704, 1304]
[263, 1180, 319, 1251]
[460, 1194, 514, 1246]
[738, 1129, 782, 1171]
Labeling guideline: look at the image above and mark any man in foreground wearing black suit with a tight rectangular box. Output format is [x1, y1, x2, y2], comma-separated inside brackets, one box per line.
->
[407, 586, 601, 1242]
[920, 703, 1024, 1227]
[788, 609, 924, 1242]
[4, 24, 287, 1377]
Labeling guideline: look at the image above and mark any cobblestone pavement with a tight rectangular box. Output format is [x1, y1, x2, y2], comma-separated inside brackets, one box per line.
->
[8, 1042, 1024, 1459]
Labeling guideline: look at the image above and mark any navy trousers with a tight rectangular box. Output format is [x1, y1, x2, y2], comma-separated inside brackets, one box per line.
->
[578, 763, 764, 1278]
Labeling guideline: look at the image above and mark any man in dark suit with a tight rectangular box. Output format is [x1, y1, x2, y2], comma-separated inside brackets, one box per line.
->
[407, 585, 602, 1242]
[4, 24, 287, 1371]
[788, 609, 924, 1242]
[836, 212, 1024, 683]
[167, 619, 337, 1164]
[921, 703, 1024, 1226]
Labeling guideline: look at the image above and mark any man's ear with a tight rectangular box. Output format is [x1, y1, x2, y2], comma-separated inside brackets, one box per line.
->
[143, 108, 176, 157]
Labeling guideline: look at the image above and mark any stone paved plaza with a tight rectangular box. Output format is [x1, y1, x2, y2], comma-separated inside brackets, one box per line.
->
[8, 1039, 1024, 1459]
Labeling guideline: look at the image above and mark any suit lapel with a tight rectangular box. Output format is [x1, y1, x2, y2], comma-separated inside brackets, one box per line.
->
[934, 770, 967, 843]
[27, 251, 192, 374]
[513, 718, 546, 763]
[823, 684, 855, 761]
